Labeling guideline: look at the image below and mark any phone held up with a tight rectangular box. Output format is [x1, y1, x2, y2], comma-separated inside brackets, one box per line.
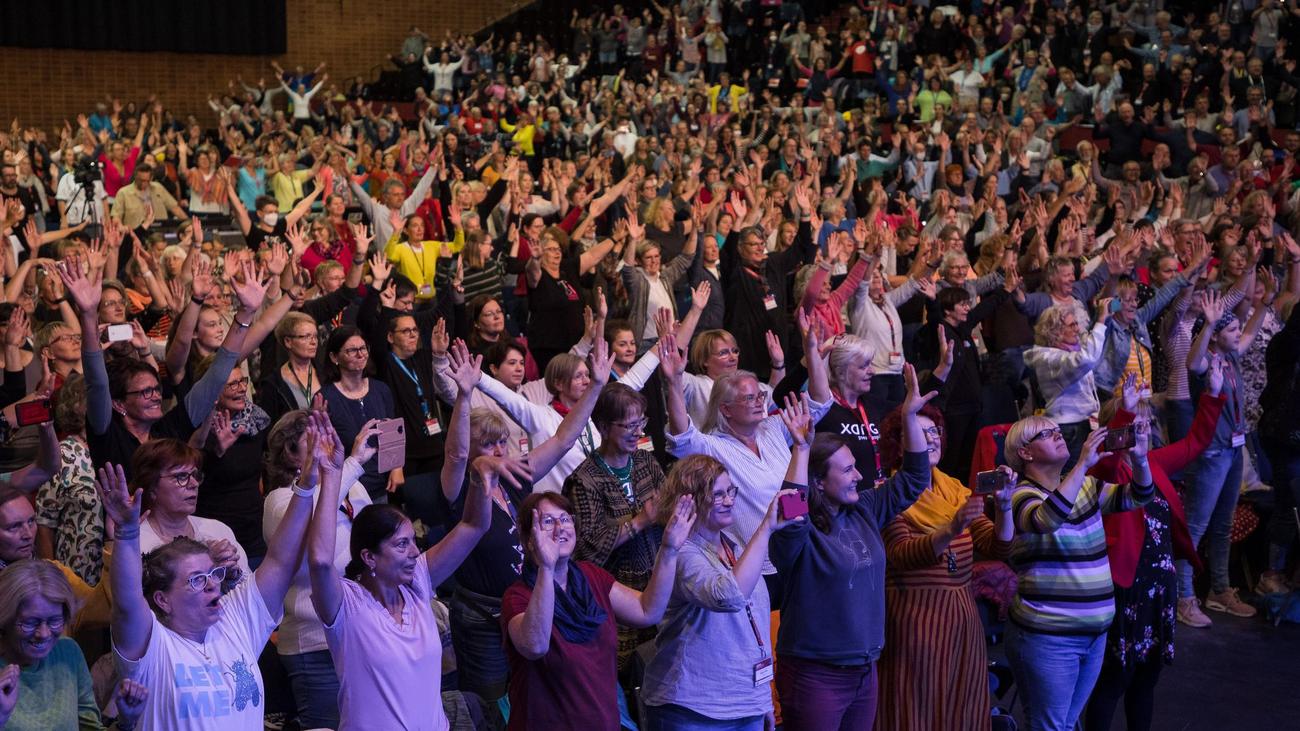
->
[778, 490, 809, 521]
[1103, 424, 1136, 452]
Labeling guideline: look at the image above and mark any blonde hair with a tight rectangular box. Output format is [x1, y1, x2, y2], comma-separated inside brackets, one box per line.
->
[0, 559, 76, 634]
[1033, 305, 1075, 347]
[469, 408, 510, 449]
[689, 329, 738, 374]
[702, 371, 760, 434]
[1003, 415, 1059, 472]
[543, 353, 586, 397]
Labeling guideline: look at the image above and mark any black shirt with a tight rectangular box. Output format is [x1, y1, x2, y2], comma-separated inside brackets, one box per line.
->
[526, 256, 585, 353]
[88, 406, 197, 481]
[818, 399, 886, 487]
[244, 219, 288, 252]
[449, 474, 528, 598]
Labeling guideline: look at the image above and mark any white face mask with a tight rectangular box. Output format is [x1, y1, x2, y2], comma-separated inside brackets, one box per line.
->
[261, 211, 279, 227]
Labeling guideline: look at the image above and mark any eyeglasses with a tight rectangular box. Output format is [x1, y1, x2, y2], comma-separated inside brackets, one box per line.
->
[392, 327, 419, 337]
[15, 615, 65, 634]
[922, 426, 944, 439]
[342, 345, 369, 357]
[729, 392, 764, 406]
[164, 469, 204, 488]
[1028, 427, 1064, 444]
[712, 347, 740, 358]
[125, 385, 163, 400]
[711, 485, 739, 504]
[538, 514, 574, 532]
[51, 334, 82, 345]
[611, 417, 648, 432]
[100, 299, 126, 309]
[184, 565, 227, 592]
[224, 377, 250, 391]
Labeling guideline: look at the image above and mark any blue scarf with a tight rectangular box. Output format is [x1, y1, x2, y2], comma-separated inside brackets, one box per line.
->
[520, 561, 607, 645]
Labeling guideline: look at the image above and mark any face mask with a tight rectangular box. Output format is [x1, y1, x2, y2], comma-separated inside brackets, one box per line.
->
[261, 211, 279, 227]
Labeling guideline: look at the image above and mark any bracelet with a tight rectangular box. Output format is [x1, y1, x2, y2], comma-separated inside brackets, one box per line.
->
[771, 361, 786, 369]
[191, 295, 206, 306]
[114, 525, 140, 541]
[136, 348, 151, 357]
[352, 257, 366, 265]
[291, 482, 319, 498]
[234, 317, 253, 329]
[143, 270, 154, 278]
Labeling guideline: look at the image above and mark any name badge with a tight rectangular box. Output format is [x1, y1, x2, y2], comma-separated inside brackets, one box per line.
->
[888, 352, 903, 366]
[636, 435, 655, 452]
[518, 438, 531, 455]
[753, 657, 774, 686]
[1231, 432, 1246, 448]
[419, 284, 433, 296]
[763, 294, 778, 311]
[424, 418, 443, 437]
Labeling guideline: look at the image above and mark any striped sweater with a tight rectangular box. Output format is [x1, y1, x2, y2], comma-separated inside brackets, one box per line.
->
[1009, 475, 1154, 635]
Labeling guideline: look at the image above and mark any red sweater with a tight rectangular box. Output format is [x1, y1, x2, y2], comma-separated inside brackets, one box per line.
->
[1091, 393, 1224, 588]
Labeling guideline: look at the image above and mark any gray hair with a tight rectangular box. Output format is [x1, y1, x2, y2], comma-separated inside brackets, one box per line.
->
[828, 335, 876, 391]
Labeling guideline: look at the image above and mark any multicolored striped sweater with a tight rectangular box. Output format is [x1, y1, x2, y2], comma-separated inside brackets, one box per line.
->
[1009, 475, 1154, 635]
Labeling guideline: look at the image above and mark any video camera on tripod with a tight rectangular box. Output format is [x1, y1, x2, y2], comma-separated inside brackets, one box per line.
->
[72, 157, 103, 187]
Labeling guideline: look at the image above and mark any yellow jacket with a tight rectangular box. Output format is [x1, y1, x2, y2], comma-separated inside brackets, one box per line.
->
[385, 229, 466, 299]
[499, 119, 537, 157]
[707, 84, 748, 114]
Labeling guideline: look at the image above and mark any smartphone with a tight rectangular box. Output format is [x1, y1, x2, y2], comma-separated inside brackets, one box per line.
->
[14, 399, 52, 427]
[1104, 424, 1136, 452]
[778, 490, 809, 521]
[1109, 298, 1123, 314]
[974, 469, 1008, 495]
[104, 324, 133, 343]
[376, 419, 406, 473]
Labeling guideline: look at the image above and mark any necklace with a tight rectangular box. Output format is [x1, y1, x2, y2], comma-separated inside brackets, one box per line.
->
[594, 450, 635, 504]
[178, 633, 211, 661]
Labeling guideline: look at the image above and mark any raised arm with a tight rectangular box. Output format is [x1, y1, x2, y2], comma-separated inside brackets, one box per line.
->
[95, 464, 151, 661]
[658, 330, 691, 436]
[256, 410, 327, 611]
[607, 495, 693, 627]
[58, 257, 110, 434]
[528, 335, 614, 479]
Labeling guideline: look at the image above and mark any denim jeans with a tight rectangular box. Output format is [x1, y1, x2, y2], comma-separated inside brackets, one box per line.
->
[1004, 624, 1106, 731]
[1177, 446, 1244, 598]
[643, 703, 764, 731]
[449, 591, 510, 701]
[775, 656, 877, 731]
[280, 649, 340, 730]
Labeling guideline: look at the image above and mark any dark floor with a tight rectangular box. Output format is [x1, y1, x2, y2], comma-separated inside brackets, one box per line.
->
[991, 610, 1300, 731]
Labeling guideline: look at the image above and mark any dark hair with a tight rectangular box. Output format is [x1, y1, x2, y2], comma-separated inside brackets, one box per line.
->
[591, 383, 646, 433]
[521, 213, 544, 231]
[604, 319, 635, 342]
[107, 358, 160, 402]
[937, 286, 970, 313]
[517, 492, 573, 564]
[808, 433, 853, 534]
[391, 273, 418, 300]
[141, 537, 213, 615]
[346, 504, 412, 579]
[131, 438, 204, 507]
[467, 294, 502, 349]
[483, 339, 528, 372]
[323, 325, 369, 382]
[254, 195, 277, 212]
[878, 403, 945, 473]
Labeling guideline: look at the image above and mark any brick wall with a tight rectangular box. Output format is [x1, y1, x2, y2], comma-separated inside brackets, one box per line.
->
[0, 0, 527, 132]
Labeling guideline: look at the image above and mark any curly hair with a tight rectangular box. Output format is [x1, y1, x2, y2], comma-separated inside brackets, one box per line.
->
[657, 454, 727, 523]
[877, 403, 946, 474]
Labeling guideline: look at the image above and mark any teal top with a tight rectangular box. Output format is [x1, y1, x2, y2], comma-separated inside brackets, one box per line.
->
[3, 638, 103, 730]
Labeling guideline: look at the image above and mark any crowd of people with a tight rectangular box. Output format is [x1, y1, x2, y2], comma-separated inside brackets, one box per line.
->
[2, 0, 1300, 729]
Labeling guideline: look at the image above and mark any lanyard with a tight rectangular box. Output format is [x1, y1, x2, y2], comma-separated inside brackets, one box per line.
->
[288, 365, 314, 404]
[409, 243, 430, 283]
[552, 399, 597, 455]
[833, 389, 883, 483]
[391, 353, 431, 417]
[339, 496, 355, 521]
[1223, 362, 1244, 432]
[718, 538, 767, 655]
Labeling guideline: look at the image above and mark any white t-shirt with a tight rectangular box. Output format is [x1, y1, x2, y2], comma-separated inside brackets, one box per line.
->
[140, 516, 253, 580]
[55, 173, 106, 225]
[323, 552, 448, 731]
[262, 472, 372, 656]
[115, 578, 281, 730]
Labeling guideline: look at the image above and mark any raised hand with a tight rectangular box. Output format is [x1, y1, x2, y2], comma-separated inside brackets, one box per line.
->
[901, 363, 939, 414]
[1199, 289, 1225, 324]
[447, 339, 482, 393]
[94, 463, 142, 532]
[231, 259, 270, 312]
[1207, 352, 1225, 397]
[368, 251, 392, 284]
[0, 665, 18, 726]
[56, 256, 103, 313]
[657, 330, 686, 380]
[778, 392, 814, 447]
[661, 494, 697, 551]
[309, 409, 346, 472]
[1120, 372, 1139, 413]
[529, 508, 561, 569]
[350, 418, 383, 464]
[351, 222, 374, 254]
[3, 307, 28, 349]
[690, 280, 711, 311]
[588, 332, 614, 386]
[1079, 427, 1112, 470]
[210, 409, 245, 456]
[430, 317, 450, 356]
[765, 329, 785, 368]
[472, 454, 532, 491]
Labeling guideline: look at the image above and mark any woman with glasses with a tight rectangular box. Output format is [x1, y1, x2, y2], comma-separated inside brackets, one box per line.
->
[561, 383, 666, 677]
[63, 255, 268, 479]
[640, 452, 803, 730]
[438, 340, 609, 703]
[1000, 411, 1154, 731]
[191, 358, 272, 567]
[134, 439, 252, 580]
[818, 334, 892, 488]
[98, 421, 318, 730]
[525, 226, 615, 371]
[258, 312, 322, 426]
[321, 326, 398, 503]
[1084, 372, 1225, 731]
[872, 401, 1015, 731]
[502, 488, 695, 730]
[768, 366, 935, 730]
[1024, 299, 1113, 470]
[300, 212, 358, 277]
[0, 559, 148, 730]
[466, 295, 539, 382]
[384, 214, 465, 305]
[680, 328, 781, 427]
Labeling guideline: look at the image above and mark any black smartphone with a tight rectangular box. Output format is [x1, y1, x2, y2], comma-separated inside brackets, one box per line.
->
[974, 469, 1008, 495]
[1104, 424, 1136, 452]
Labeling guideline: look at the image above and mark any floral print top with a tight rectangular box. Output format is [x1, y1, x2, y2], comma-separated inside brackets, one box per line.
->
[35, 437, 105, 585]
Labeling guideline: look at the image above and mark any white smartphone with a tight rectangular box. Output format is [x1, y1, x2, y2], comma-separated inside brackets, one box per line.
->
[105, 324, 133, 343]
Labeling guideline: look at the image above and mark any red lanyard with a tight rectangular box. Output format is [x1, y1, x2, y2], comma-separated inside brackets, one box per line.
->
[833, 389, 883, 482]
[718, 538, 767, 654]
